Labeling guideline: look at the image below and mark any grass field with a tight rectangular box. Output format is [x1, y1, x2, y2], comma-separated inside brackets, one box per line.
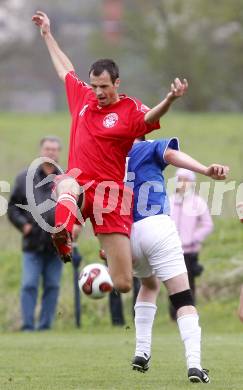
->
[1, 328, 243, 390]
[0, 112, 243, 388]
[1, 111, 243, 183]
[0, 112, 243, 329]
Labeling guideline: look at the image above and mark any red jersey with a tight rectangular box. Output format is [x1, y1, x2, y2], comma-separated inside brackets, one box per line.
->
[65, 71, 160, 183]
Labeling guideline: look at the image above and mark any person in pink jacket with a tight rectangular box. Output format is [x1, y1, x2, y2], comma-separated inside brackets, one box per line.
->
[169, 168, 213, 319]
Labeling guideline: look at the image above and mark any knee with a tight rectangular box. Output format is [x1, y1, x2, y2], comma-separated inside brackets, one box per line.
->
[22, 283, 37, 293]
[113, 277, 132, 293]
[22, 273, 38, 292]
[142, 276, 160, 292]
[118, 284, 132, 293]
[57, 177, 80, 197]
[169, 289, 195, 312]
[44, 282, 60, 291]
[44, 274, 61, 290]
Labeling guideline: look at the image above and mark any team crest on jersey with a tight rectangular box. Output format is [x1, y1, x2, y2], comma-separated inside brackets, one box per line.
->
[103, 113, 118, 128]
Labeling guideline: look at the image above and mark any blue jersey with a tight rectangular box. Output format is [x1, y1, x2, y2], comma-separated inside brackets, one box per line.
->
[127, 138, 179, 222]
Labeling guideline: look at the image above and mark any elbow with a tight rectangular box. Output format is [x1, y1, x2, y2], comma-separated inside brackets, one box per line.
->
[204, 224, 214, 236]
[204, 228, 213, 239]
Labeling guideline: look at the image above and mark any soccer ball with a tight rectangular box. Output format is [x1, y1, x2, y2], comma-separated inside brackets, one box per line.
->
[78, 263, 113, 299]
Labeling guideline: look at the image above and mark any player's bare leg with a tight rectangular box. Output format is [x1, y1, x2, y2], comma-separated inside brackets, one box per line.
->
[53, 176, 81, 263]
[98, 233, 133, 293]
[164, 272, 196, 316]
[136, 275, 160, 304]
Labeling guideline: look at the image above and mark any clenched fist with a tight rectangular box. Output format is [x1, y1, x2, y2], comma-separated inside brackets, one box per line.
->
[32, 11, 50, 36]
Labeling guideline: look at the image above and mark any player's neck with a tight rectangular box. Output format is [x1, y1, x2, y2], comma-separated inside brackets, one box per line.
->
[110, 94, 120, 105]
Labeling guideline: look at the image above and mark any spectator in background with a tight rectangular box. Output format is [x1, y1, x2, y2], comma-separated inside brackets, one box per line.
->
[169, 168, 213, 320]
[8, 136, 63, 331]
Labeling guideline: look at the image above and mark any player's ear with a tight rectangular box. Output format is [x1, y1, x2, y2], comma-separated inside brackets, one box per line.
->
[114, 78, 120, 88]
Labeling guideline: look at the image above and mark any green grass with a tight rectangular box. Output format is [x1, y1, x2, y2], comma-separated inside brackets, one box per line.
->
[0, 112, 242, 226]
[0, 113, 70, 182]
[0, 108, 243, 386]
[0, 328, 243, 389]
[1, 112, 243, 182]
[0, 111, 243, 388]
[0, 218, 242, 332]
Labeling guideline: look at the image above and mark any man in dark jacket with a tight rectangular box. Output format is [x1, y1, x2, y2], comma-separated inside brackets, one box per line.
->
[8, 136, 63, 331]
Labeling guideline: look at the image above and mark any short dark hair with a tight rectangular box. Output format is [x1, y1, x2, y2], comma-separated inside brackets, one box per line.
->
[40, 136, 62, 149]
[89, 58, 119, 84]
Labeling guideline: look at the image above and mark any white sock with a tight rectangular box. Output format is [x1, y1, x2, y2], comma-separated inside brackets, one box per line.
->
[177, 314, 202, 370]
[134, 302, 157, 358]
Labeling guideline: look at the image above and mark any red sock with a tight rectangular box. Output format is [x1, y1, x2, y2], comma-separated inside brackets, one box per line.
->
[55, 193, 78, 233]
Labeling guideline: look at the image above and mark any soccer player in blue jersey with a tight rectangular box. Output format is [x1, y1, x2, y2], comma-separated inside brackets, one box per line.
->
[128, 137, 229, 383]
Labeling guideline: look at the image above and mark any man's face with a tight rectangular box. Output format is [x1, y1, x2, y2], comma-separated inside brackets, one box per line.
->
[40, 140, 60, 163]
[90, 70, 120, 106]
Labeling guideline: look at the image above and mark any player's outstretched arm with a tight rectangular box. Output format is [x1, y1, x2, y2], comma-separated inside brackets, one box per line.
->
[165, 148, 229, 180]
[32, 11, 74, 81]
[144, 78, 188, 124]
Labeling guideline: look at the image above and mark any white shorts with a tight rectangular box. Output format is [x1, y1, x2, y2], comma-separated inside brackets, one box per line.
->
[131, 214, 187, 281]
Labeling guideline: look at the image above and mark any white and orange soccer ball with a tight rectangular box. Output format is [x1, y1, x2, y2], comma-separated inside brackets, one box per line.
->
[78, 263, 113, 299]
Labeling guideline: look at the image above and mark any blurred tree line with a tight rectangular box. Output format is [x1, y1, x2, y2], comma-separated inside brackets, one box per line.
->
[120, 0, 243, 110]
[1, 0, 243, 112]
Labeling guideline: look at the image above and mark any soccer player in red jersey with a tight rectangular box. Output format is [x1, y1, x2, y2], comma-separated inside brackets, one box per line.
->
[32, 11, 188, 293]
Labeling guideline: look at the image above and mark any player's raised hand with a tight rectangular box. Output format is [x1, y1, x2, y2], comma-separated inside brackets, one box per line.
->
[32, 11, 50, 36]
[205, 164, 229, 180]
[168, 78, 188, 100]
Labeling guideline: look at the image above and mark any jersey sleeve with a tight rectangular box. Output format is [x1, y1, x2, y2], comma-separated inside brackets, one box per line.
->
[65, 71, 91, 114]
[128, 98, 160, 137]
[154, 138, 179, 169]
